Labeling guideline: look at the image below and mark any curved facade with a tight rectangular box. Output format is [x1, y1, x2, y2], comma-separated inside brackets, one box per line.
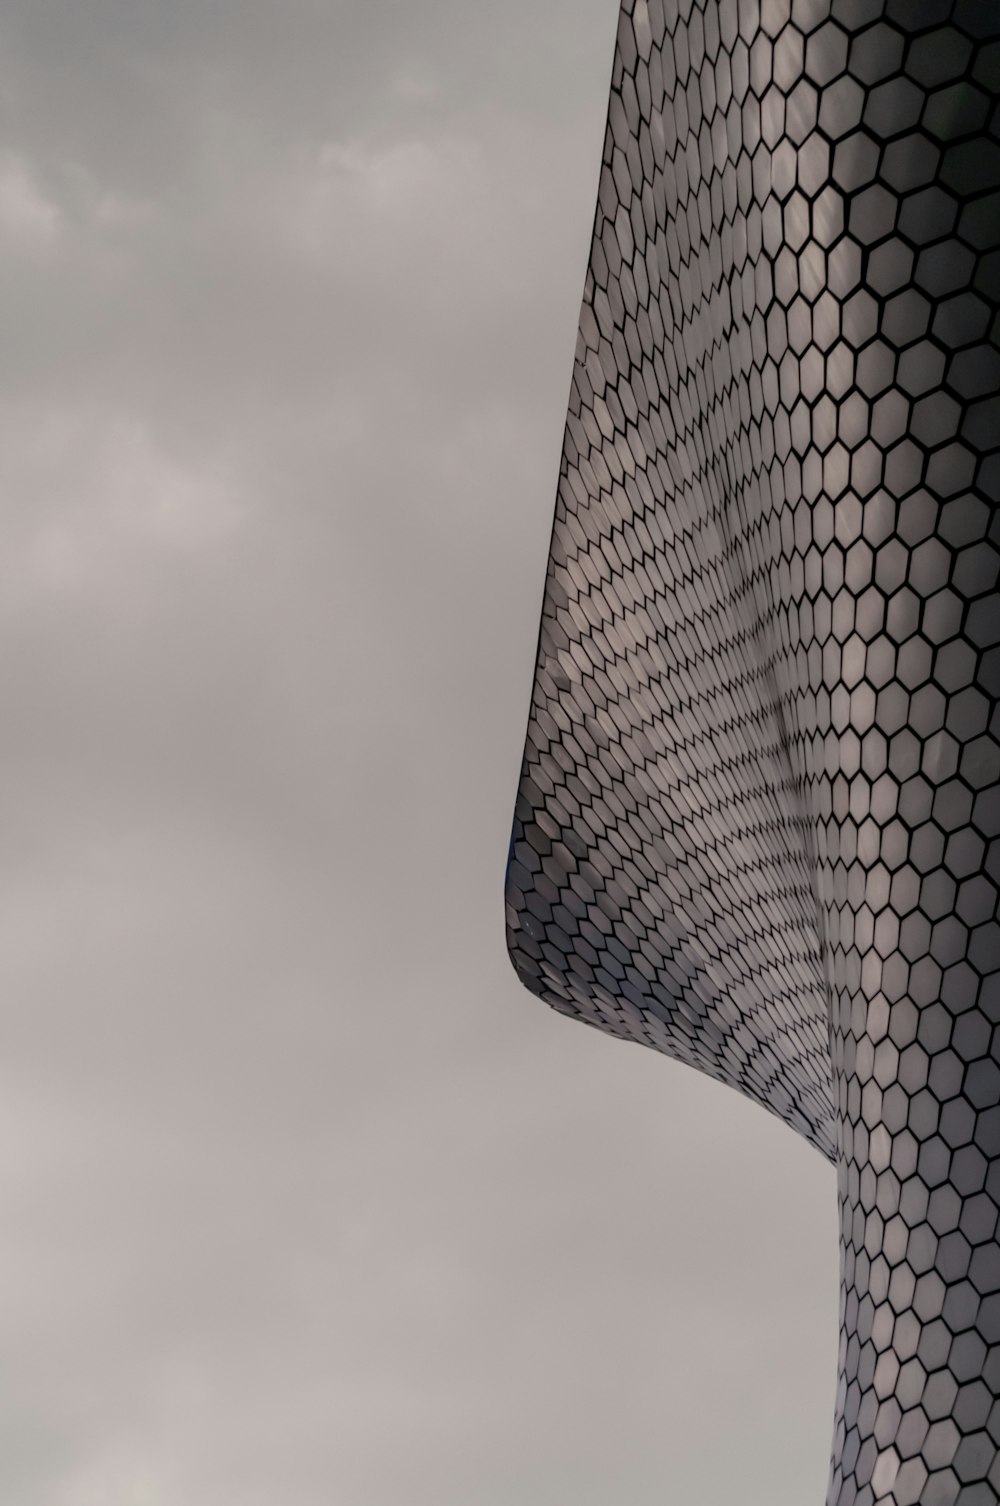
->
[505, 2, 1000, 1500]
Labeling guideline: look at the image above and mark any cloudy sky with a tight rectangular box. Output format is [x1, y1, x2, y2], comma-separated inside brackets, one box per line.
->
[2, 3, 839, 1502]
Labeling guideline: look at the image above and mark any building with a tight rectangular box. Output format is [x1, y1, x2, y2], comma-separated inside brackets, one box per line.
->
[506, 3, 1000, 1500]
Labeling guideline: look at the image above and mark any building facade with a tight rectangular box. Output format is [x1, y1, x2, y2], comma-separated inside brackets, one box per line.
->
[506, 3, 1000, 1500]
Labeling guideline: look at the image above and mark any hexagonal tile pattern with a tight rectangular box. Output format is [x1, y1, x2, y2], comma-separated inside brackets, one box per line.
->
[505, 2, 1000, 1500]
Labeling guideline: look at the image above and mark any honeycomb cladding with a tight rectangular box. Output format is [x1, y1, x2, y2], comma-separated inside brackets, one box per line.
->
[505, 1, 1000, 1500]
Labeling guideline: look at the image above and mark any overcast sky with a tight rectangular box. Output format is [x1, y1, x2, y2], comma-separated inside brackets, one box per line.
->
[2, 4, 839, 1503]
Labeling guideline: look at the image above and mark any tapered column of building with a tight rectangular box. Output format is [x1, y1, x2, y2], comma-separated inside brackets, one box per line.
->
[505, 3, 1000, 1501]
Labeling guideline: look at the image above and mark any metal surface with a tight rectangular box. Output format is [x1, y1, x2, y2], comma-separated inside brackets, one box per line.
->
[506, 2, 1000, 1499]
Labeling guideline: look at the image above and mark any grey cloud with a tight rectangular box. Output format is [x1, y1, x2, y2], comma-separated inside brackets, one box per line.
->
[1, 3, 837, 1503]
